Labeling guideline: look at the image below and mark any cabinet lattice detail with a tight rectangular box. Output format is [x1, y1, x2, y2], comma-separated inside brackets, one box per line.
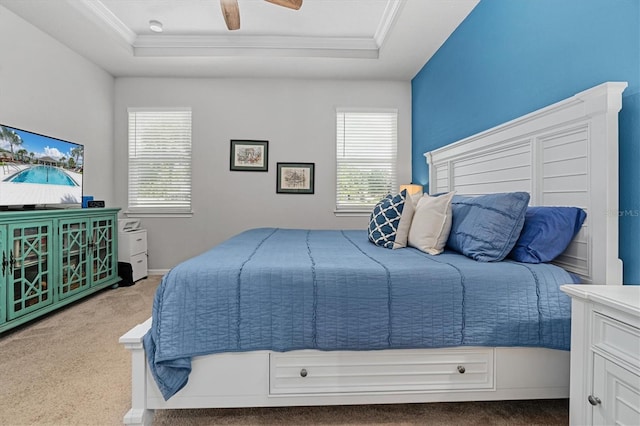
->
[91, 218, 114, 284]
[8, 222, 52, 319]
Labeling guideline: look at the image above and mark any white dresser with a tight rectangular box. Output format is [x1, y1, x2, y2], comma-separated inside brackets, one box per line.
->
[118, 229, 148, 282]
[561, 285, 640, 426]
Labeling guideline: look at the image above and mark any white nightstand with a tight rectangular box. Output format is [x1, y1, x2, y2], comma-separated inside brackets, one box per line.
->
[561, 285, 640, 426]
[118, 229, 148, 282]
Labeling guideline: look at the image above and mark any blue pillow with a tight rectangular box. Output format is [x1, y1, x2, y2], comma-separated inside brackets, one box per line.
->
[368, 190, 413, 249]
[509, 206, 587, 263]
[447, 192, 530, 262]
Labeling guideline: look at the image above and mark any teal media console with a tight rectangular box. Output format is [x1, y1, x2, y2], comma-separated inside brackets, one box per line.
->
[0, 208, 120, 333]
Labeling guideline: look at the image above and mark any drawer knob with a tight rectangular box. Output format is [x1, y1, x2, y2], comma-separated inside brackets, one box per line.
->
[300, 368, 308, 378]
[588, 395, 601, 406]
[457, 365, 466, 374]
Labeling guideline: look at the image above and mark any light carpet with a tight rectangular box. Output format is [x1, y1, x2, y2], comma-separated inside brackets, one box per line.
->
[0, 275, 569, 425]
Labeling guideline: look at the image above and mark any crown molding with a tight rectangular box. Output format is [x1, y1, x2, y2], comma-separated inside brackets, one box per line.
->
[133, 35, 379, 58]
[374, 0, 403, 47]
[66, 0, 136, 48]
[65, 0, 399, 59]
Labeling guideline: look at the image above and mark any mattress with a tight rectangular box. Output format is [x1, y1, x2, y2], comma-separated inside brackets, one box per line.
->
[143, 228, 577, 399]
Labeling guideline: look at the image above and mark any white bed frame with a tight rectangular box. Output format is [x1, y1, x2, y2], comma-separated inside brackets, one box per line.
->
[120, 82, 627, 425]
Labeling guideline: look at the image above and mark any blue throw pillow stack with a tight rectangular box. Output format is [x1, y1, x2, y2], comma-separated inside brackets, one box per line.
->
[368, 189, 585, 265]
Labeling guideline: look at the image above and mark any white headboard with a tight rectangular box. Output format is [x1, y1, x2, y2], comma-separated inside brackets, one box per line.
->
[426, 82, 627, 285]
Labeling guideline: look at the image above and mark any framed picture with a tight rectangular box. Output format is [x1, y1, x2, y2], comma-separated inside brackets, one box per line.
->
[230, 140, 268, 171]
[277, 162, 315, 194]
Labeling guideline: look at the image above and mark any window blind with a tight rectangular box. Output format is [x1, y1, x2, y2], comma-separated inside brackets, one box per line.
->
[336, 109, 398, 211]
[127, 108, 192, 215]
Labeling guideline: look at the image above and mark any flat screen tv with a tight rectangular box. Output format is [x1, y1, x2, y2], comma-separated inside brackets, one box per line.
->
[0, 124, 83, 209]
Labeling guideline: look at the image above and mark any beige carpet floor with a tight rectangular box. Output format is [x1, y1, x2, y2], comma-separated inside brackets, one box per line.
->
[0, 276, 569, 426]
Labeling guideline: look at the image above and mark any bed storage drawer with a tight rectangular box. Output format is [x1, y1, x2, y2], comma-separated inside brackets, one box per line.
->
[269, 348, 494, 395]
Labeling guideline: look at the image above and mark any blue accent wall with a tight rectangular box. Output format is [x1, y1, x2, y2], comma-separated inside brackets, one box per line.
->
[412, 0, 640, 283]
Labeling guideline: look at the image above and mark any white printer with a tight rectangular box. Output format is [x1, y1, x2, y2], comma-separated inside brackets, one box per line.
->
[118, 218, 141, 233]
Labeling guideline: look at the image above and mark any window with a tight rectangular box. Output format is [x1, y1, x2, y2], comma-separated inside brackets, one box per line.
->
[127, 108, 192, 216]
[335, 109, 398, 213]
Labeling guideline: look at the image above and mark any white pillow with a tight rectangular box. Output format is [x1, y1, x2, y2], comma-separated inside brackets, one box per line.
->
[408, 192, 455, 255]
[393, 191, 415, 249]
[409, 191, 423, 207]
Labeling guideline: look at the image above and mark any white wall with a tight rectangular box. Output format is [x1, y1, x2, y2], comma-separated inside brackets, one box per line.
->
[0, 6, 115, 203]
[114, 78, 412, 270]
[0, 5, 413, 272]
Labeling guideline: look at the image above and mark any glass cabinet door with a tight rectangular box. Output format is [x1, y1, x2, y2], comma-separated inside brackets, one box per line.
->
[7, 221, 53, 320]
[90, 216, 116, 286]
[59, 219, 90, 299]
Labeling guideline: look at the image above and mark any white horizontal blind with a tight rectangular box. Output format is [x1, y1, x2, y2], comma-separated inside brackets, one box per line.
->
[128, 108, 192, 214]
[336, 109, 397, 211]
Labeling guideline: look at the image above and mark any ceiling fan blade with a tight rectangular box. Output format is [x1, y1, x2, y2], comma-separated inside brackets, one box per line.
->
[264, 0, 303, 10]
[220, 0, 240, 30]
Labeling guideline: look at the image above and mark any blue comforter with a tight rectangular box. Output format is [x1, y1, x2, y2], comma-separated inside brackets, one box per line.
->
[144, 228, 576, 400]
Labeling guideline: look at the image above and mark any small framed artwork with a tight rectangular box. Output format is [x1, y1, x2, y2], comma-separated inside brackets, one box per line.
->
[277, 162, 315, 194]
[230, 140, 268, 171]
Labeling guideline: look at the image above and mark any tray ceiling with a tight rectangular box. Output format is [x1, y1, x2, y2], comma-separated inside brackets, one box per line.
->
[0, 0, 479, 79]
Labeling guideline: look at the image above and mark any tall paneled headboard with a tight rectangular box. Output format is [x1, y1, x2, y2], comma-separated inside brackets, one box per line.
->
[426, 82, 627, 285]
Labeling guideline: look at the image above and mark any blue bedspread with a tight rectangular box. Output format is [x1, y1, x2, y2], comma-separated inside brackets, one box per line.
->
[143, 228, 576, 400]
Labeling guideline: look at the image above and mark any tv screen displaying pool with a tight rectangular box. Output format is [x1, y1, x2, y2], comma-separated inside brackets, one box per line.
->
[0, 124, 83, 208]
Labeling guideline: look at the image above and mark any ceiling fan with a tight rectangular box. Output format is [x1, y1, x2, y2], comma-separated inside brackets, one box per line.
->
[220, 0, 303, 31]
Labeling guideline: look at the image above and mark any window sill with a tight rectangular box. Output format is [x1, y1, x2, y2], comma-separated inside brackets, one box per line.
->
[334, 210, 370, 217]
[124, 210, 193, 218]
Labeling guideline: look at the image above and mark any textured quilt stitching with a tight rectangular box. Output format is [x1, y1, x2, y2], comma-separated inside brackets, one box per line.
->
[153, 275, 168, 356]
[235, 228, 279, 349]
[305, 230, 318, 348]
[146, 274, 190, 399]
[409, 251, 467, 345]
[342, 230, 393, 347]
[511, 262, 543, 343]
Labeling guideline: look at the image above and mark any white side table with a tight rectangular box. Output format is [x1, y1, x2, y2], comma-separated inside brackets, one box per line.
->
[561, 285, 640, 426]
